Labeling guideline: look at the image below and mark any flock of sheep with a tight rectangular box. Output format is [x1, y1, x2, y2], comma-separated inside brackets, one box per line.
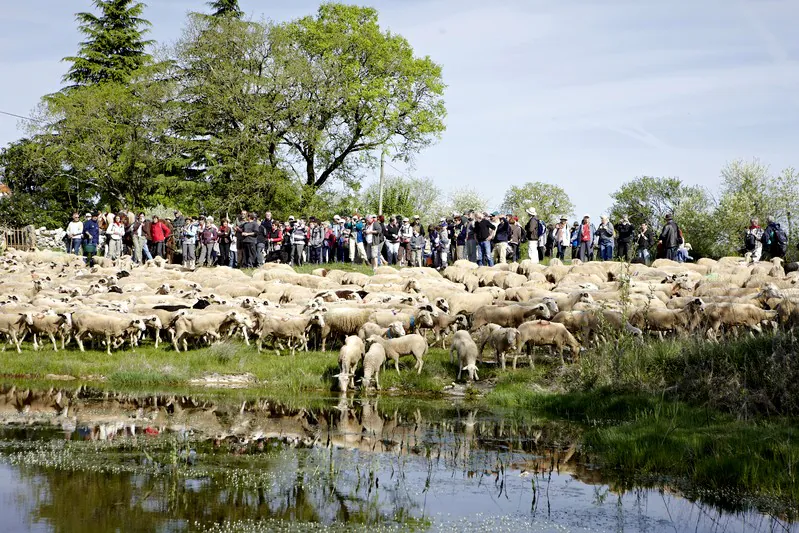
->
[0, 248, 795, 392]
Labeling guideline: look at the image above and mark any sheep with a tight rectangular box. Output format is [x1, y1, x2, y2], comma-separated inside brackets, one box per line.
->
[0, 313, 29, 353]
[23, 311, 72, 351]
[629, 298, 705, 337]
[171, 311, 254, 352]
[368, 309, 435, 334]
[357, 321, 406, 341]
[450, 330, 479, 381]
[482, 327, 522, 370]
[366, 334, 429, 374]
[444, 292, 495, 316]
[361, 342, 386, 390]
[319, 308, 374, 351]
[552, 310, 641, 345]
[255, 312, 325, 355]
[703, 303, 779, 340]
[426, 312, 469, 348]
[333, 336, 366, 392]
[470, 304, 550, 330]
[70, 311, 147, 355]
[517, 320, 581, 366]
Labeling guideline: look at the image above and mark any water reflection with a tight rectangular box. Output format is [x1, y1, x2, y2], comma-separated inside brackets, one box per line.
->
[0, 385, 795, 532]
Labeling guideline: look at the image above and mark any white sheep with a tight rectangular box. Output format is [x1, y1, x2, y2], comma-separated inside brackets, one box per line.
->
[361, 342, 386, 390]
[334, 336, 366, 392]
[450, 330, 479, 381]
[366, 334, 429, 374]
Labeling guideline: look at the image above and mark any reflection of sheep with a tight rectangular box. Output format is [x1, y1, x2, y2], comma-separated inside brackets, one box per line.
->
[366, 334, 429, 374]
[357, 321, 405, 341]
[362, 343, 386, 390]
[450, 330, 479, 381]
[334, 336, 365, 392]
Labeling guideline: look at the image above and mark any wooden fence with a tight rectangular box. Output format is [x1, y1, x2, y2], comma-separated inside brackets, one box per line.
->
[1, 226, 36, 251]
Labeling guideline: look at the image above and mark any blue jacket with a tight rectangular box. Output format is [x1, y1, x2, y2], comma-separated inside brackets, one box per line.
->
[83, 219, 99, 244]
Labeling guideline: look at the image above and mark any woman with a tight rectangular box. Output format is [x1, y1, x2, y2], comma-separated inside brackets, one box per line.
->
[427, 224, 439, 267]
[217, 218, 232, 267]
[554, 217, 569, 260]
[107, 215, 125, 261]
[182, 217, 198, 269]
[384, 217, 400, 265]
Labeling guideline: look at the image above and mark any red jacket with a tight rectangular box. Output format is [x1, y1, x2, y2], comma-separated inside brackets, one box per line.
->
[151, 221, 171, 242]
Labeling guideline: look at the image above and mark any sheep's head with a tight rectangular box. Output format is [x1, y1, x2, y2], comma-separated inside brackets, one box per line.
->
[417, 310, 436, 328]
[435, 297, 450, 314]
[454, 315, 469, 330]
[387, 321, 406, 338]
[579, 292, 594, 303]
[506, 328, 520, 350]
[131, 319, 147, 332]
[308, 312, 325, 329]
[542, 297, 559, 315]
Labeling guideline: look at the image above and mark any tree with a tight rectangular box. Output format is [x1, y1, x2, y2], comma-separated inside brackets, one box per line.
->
[500, 182, 574, 224]
[447, 188, 488, 218]
[207, 0, 243, 18]
[271, 3, 446, 199]
[360, 176, 442, 222]
[62, 0, 153, 87]
[609, 176, 715, 258]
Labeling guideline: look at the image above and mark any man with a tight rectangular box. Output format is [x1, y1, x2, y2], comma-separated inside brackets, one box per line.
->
[524, 208, 541, 264]
[635, 223, 653, 264]
[66, 213, 83, 255]
[474, 211, 495, 267]
[615, 215, 634, 262]
[180, 216, 198, 269]
[491, 212, 510, 264]
[363, 214, 383, 269]
[577, 214, 595, 262]
[151, 215, 171, 259]
[241, 213, 259, 268]
[129, 213, 151, 264]
[508, 215, 524, 262]
[82, 213, 100, 263]
[236, 210, 248, 267]
[398, 217, 413, 266]
[465, 211, 477, 263]
[595, 215, 615, 261]
[384, 216, 400, 264]
[761, 215, 788, 260]
[553, 216, 569, 260]
[308, 218, 325, 264]
[291, 218, 308, 266]
[658, 214, 681, 261]
[172, 210, 185, 260]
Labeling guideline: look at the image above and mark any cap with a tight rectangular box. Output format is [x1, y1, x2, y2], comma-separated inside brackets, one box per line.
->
[85, 212, 92, 217]
[440, 217, 446, 222]
[560, 215, 567, 220]
[583, 213, 590, 218]
[403, 217, 410, 222]
[490, 211, 499, 216]
[665, 213, 673, 220]
[288, 215, 295, 221]
[333, 215, 341, 221]
[413, 215, 420, 219]
[526, 207, 537, 216]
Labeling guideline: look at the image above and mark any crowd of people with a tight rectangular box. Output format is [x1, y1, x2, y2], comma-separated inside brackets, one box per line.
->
[63, 207, 790, 269]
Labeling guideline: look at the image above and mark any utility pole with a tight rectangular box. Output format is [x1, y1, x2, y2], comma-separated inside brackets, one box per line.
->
[378, 148, 386, 216]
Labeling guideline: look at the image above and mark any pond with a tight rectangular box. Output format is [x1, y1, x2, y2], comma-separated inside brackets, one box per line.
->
[0, 385, 795, 532]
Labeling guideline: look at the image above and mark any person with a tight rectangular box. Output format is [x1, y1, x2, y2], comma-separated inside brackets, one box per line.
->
[745, 217, 764, 262]
[635, 223, 653, 264]
[172, 210, 185, 259]
[475, 211, 495, 267]
[82, 213, 100, 261]
[106, 215, 125, 260]
[491, 213, 510, 264]
[266, 219, 283, 263]
[553, 216, 569, 260]
[508, 216, 524, 262]
[130, 213, 152, 264]
[570, 221, 580, 260]
[595, 215, 615, 261]
[428, 224, 440, 267]
[256, 215, 268, 267]
[150, 215, 171, 259]
[676, 242, 693, 263]
[354, 216, 367, 264]
[384, 217, 400, 265]
[235, 210, 248, 267]
[229, 229, 238, 268]
[438, 222, 450, 269]
[524, 208, 541, 264]
[241, 213, 259, 268]
[465, 211, 477, 263]
[292, 218, 309, 266]
[577, 214, 595, 262]
[337, 217, 350, 263]
[761, 215, 788, 260]
[66, 213, 84, 255]
[615, 215, 634, 262]
[410, 227, 425, 267]
[181, 216, 198, 269]
[363, 214, 382, 269]
[308, 219, 324, 264]
[218, 218, 232, 267]
[544, 223, 555, 258]
[658, 214, 681, 261]
[398, 217, 413, 266]
[322, 221, 335, 263]
[198, 216, 218, 267]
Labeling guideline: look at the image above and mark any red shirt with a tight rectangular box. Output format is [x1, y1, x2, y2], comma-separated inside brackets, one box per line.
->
[151, 221, 171, 242]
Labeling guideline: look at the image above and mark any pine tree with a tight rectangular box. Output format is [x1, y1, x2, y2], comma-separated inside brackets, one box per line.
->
[63, 0, 153, 86]
[207, 0, 243, 18]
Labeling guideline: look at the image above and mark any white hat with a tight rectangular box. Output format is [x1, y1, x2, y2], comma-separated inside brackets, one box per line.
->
[526, 207, 537, 216]
[583, 213, 590, 218]
[560, 215, 567, 220]
[333, 215, 341, 221]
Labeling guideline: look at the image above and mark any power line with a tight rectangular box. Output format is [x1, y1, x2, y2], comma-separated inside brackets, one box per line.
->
[0, 110, 43, 123]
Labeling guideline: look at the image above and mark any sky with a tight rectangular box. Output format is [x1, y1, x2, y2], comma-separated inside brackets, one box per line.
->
[1, 0, 798, 220]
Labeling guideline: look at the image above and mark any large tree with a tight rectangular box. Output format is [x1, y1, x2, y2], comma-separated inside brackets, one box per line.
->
[62, 0, 153, 87]
[500, 182, 574, 224]
[360, 176, 442, 222]
[271, 3, 446, 197]
[207, 0, 243, 18]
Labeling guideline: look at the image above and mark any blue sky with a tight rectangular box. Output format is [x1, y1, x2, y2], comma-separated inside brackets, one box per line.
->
[1, 0, 797, 220]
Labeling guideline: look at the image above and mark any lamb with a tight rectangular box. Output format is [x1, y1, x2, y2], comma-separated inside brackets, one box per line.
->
[357, 321, 406, 341]
[482, 327, 522, 370]
[366, 334, 429, 374]
[70, 311, 147, 355]
[333, 335, 366, 392]
[449, 330, 479, 381]
[0, 313, 30, 353]
[517, 320, 581, 366]
[23, 311, 72, 351]
[470, 304, 550, 330]
[256, 312, 326, 355]
[171, 310, 254, 353]
[361, 342, 386, 390]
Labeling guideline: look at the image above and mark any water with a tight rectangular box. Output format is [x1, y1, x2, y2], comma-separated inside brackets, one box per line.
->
[0, 386, 795, 532]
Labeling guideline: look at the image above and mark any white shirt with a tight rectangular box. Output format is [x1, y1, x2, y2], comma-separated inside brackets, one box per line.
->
[67, 221, 83, 239]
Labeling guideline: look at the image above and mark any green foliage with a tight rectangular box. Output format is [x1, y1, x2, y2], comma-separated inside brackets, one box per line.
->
[447, 187, 488, 217]
[207, 0, 243, 18]
[272, 3, 447, 191]
[500, 181, 574, 224]
[608, 176, 715, 258]
[360, 176, 442, 220]
[63, 0, 153, 86]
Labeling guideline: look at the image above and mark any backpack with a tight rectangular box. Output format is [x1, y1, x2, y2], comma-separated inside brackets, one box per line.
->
[744, 232, 756, 251]
[774, 224, 788, 255]
[537, 219, 546, 239]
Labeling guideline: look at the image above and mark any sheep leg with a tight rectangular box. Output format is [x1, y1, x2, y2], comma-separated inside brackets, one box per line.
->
[394, 354, 400, 373]
[416, 356, 424, 375]
[172, 333, 182, 352]
[242, 327, 250, 347]
[49, 333, 58, 352]
[449, 345, 455, 364]
[12, 333, 21, 353]
[154, 330, 160, 349]
[104, 334, 112, 355]
[32, 333, 39, 351]
[457, 361, 463, 380]
[375, 369, 381, 390]
[76, 334, 86, 353]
